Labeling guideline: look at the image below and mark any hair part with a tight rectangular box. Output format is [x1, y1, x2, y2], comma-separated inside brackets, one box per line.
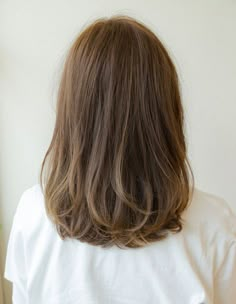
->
[40, 15, 194, 249]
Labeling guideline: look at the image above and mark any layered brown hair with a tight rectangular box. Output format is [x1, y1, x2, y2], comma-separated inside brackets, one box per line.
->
[40, 15, 194, 249]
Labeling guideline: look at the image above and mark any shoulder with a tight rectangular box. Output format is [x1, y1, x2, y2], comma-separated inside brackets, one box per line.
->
[14, 183, 46, 230]
[5, 184, 47, 283]
[16, 183, 44, 212]
[183, 187, 236, 243]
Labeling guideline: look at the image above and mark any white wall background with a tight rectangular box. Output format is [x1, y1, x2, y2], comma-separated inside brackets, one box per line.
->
[0, 0, 235, 303]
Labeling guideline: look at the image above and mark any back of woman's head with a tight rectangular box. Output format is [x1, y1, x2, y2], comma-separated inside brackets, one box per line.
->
[40, 15, 194, 249]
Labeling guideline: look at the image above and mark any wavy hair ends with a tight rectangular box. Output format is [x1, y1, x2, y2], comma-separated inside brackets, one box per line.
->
[40, 15, 194, 249]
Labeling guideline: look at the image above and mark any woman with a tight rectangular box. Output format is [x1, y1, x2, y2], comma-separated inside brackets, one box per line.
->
[4, 15, 236, 303]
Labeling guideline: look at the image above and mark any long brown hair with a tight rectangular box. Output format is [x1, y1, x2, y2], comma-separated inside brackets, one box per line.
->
[40, 15, 194, 249]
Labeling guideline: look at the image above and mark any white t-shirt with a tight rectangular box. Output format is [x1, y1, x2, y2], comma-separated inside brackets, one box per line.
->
[4, 184, 236, 304]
